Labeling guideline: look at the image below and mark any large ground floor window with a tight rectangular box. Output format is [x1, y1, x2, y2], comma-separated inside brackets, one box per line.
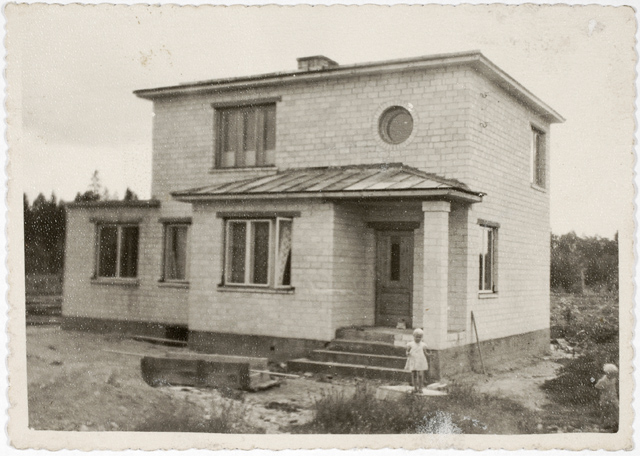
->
[96, 224, 139, 278]
[224, 218, 292, 288]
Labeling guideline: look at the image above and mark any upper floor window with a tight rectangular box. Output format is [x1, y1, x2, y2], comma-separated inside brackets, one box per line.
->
[531, 127, 546, 188]
[162, 224, 189, 281]
[216, 104, 276, 168]
[379, 106, 413, 145]
[96, 224, 139, 278]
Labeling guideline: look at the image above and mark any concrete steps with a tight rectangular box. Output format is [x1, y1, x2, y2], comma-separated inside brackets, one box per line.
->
[311, 349, 406, 369]
[287, 358, 410, 382]
[287, 327, 413, 381]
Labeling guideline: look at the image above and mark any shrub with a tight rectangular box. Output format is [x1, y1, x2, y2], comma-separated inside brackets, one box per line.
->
[542, 343, 618, 407]
[298, 382, 536, 434]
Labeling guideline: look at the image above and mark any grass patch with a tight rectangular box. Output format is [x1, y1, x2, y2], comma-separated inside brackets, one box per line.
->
[293, 382, 538, 434]
[135, 398, 264, 433]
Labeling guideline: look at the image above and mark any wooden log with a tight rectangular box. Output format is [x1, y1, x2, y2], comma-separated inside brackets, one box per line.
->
[141, 356, 250, 390]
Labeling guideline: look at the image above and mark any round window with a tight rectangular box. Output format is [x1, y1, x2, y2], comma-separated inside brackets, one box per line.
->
[379, 106, 413, 144]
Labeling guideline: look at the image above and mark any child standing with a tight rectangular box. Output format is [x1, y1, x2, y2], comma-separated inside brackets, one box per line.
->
[595, 363, 619, 430]
[405, 328, 429, 394]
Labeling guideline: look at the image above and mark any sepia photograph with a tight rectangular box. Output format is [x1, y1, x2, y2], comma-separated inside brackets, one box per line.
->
[5, 2, 636, 451]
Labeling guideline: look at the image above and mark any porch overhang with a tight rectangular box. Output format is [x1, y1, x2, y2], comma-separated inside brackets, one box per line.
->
[171, 163, 484, 204]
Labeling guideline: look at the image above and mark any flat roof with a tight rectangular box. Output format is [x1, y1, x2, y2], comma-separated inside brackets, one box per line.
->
[134, 50, 564, 124]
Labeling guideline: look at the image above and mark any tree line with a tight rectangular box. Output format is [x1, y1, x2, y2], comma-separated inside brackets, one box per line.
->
[24, 171, 137, 274]
[550, 231, 618, 293]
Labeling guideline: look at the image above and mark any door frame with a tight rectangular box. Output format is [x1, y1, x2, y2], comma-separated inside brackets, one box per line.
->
[374, 229, 415, 328]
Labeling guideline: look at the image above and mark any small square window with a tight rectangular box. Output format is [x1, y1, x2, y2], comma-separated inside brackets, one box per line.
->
[216, 104, 276, 169]
[163, 224, 189, 281]
[96, 224, 139, 279]
[479, 224, 497, 293]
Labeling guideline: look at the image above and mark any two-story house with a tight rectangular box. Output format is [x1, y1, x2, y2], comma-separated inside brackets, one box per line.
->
[63, 51, 563, 378]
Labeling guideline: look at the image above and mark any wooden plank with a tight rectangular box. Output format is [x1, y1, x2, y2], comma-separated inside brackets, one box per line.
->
[141, 356, 251, 390]
[250, 369, 300, 378]
[131, 336, 187, 347]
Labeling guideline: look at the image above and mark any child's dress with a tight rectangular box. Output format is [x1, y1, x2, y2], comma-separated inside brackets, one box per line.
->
[405, 341, 429, 371]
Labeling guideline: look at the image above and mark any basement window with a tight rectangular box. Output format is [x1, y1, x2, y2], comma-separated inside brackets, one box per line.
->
[223, 218, 292, 288]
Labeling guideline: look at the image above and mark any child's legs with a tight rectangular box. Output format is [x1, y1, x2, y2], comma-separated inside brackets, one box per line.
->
[416, 371, 424, 389]
[411, 371, 419, 388]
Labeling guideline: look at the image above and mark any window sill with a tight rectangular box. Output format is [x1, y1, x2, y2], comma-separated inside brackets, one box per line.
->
[217, 285, 295, 294]
[209, 166, 277, 174]
[91, 278, 140, 287]
[478, 292, 498, 299]
[530, 183, 547, 193]
[158, 280, 190, 289]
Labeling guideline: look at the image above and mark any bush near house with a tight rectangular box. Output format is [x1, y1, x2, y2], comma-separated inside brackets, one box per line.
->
[543, 293, 619, 431]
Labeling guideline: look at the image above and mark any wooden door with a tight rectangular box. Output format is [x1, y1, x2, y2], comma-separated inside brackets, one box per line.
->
[375, 231, 414, 327]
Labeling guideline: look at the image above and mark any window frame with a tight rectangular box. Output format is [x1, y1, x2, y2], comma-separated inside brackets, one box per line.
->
[531, 126, 547, 189]
[478, 222, 498, 294]
[94, 223, 140, 280]
[222, 217, 293, 290]
[161, 223, 190, 283]
[214, 102, 277, 169]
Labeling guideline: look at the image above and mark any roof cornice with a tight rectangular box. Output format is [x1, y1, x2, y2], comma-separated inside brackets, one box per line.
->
[134, 50, 564, 124]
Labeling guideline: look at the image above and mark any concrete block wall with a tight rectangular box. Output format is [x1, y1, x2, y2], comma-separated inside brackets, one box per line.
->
[63, 206, 189, 326]
[187, 199, 337, 342]
[331, 204, 376, 329]
[462, 71, 552, 342]
[149, 66, 476, 204]
[447, 202, 470, 333]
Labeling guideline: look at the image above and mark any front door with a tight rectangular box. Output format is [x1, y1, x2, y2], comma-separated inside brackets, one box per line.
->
[375, 231, 414, 327]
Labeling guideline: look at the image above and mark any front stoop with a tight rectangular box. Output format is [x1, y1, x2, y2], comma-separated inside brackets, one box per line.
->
[287, 327, 418, 382]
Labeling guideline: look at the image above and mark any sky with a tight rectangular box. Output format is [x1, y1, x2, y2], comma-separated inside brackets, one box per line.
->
[7, 3, 637, 239]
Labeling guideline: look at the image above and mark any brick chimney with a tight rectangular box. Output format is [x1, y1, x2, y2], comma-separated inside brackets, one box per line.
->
[297, 55, 339, 71]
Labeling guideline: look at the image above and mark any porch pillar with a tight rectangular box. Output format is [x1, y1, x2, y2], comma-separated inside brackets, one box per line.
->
[421, 201, 450, 350]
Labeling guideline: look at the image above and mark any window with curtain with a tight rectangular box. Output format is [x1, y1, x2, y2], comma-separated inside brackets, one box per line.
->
[163, 224, 189, 281]
[216, 104, 276, 169]
[224, 217, 292, 288]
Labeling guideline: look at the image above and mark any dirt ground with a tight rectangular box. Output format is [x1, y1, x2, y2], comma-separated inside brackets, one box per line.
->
[26, 326, 587, 433]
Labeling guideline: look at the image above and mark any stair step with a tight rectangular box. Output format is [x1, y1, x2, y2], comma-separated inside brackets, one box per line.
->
[310, 349, 406, 369]
[287, 358, 411, 382]
[328, 339, 407, 357]
[335, 328, 415, 344]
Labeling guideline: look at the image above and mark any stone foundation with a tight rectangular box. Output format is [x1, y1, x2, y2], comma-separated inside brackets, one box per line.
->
[430, 328, 550, 378]
[62, 316, 183, 339]
[188, 330, 328, 362]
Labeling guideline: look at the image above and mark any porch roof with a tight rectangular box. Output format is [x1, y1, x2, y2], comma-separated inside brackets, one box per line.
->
[172, 163, 484, 203]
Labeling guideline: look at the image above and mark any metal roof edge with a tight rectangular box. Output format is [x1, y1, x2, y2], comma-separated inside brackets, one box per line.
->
[134, 50, 562, 124]
[66, 199, 161, 209]
[172, 188, 483, 204]
[470, 54, 565, 124]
